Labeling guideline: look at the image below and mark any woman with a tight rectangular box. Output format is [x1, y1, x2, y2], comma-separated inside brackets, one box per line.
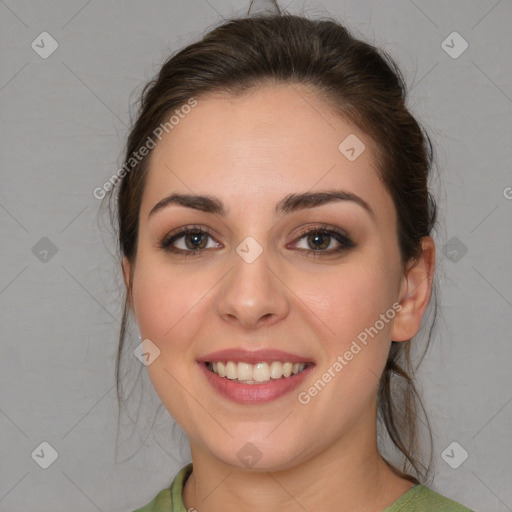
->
[106, 5, 474, 511]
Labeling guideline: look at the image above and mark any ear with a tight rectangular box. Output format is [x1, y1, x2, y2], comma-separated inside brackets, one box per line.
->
[121, 256, 133, 309]
[391, 236, 436, 342]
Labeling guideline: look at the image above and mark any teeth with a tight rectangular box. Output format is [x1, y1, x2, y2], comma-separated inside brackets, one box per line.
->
[226, 361, 237, 380]
[270, 361, 283, 379]
[237, 362, 252, 381]
[207, 360, 307, 383]
[253, 362, 269, 382]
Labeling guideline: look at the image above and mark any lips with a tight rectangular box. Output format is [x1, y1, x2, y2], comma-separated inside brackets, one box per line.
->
[198, 348, 314, 365]
[197, 348, 315, 404]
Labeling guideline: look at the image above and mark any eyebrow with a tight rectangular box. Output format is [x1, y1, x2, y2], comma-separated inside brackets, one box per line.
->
[148, 190, 376, 220]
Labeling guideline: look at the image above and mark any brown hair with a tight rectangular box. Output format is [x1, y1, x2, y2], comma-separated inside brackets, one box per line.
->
[104, 6, 437, 483]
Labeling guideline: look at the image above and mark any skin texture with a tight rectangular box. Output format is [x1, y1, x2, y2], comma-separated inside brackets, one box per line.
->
[122, 83, 435, 512]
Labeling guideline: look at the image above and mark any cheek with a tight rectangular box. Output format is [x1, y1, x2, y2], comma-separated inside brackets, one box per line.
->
[299, 257, 401, 398]
[307, 264, 398, 339]
[130, 257, 208, 367]
[129, 257, 207, 423]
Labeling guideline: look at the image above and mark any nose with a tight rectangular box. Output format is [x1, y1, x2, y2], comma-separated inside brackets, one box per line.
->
[216, 242, 290, 330]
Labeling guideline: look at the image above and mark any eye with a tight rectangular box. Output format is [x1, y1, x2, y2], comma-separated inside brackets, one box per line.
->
[160, 225, 220, 255]
[290, 224, 355, 257]
[159, 223, 354, 258]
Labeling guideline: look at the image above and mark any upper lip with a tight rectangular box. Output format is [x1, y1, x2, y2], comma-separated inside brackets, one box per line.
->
[198, 348, 314, 365]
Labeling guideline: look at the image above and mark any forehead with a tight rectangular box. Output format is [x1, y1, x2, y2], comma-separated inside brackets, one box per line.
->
[141, 83, 395, 223]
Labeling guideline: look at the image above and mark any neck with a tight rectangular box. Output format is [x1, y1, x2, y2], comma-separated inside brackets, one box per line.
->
[182, 408, 415, 512]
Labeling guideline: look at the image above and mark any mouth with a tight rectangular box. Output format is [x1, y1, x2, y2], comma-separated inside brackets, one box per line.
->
[205, 360, 312, 384]
[197, 348, 315, 404]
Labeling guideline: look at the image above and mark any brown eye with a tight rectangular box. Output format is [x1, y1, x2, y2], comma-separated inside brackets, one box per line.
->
[306, 232, 331, 251]
[160, 226, 220, 255]
[183, 231, 208, 250]
[291, 225, 355, 257]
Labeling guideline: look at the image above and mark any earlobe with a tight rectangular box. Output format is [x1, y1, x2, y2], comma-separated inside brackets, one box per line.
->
[121, 256, 133, 308]
[391, 237, 436, 342]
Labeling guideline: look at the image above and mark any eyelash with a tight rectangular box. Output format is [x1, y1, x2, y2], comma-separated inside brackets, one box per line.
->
[159, 224, 355, 258]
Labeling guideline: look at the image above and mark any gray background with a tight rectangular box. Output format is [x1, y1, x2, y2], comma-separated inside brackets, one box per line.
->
[1, 0, 511, 511]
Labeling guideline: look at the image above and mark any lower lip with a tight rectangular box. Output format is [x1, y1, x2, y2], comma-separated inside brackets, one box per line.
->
[198, 362, 314, 404]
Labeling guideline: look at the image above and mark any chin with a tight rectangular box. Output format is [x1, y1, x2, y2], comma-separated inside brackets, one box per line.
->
[202, 433, 309, 473]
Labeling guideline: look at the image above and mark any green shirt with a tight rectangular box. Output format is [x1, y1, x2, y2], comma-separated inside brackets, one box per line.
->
[132, 463, 474, 512]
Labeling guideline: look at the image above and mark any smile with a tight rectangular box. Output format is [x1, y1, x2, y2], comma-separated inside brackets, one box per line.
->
[199, 360, 314, 404]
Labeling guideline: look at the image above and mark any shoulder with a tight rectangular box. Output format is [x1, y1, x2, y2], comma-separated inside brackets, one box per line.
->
[384, 484, 475, 512]
[130, 463, 192, 512]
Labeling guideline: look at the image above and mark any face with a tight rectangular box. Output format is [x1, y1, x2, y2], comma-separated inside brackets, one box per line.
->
[123, 83, 431, 471]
